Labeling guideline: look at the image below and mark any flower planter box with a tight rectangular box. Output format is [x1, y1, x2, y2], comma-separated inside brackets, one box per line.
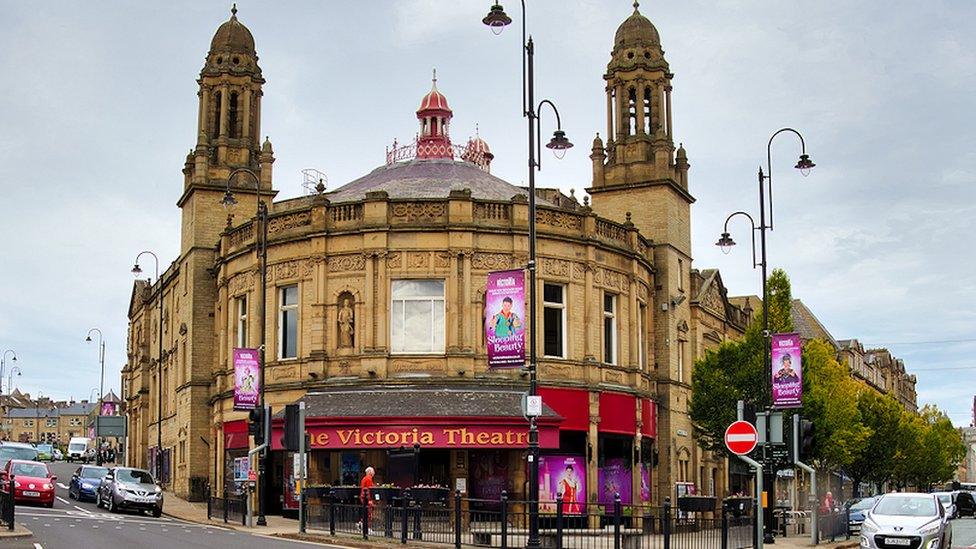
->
[409, 486, 449, 504]
[329, 486, 361, 502]
[678, 496, 717, 513]
[370, 486, 403, 503]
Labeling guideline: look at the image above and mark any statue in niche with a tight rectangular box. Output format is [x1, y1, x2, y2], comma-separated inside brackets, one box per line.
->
[337, 297, 355, 348]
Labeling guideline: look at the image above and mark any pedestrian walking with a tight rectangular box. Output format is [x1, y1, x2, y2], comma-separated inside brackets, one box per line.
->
[356, 466, 375, 533]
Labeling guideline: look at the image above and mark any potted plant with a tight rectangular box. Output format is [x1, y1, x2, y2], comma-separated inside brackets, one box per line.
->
[410, 484, 449, 504]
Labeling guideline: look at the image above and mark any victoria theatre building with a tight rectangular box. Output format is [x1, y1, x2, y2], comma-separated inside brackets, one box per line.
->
[123, 5, 752, 515]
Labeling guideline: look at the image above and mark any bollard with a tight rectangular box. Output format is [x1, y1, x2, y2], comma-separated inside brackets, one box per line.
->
[401, 489, 410, 544]
[223, 485, 229, 524]
[614, 493, 622, 549]
[846, 507, 851, 540]
[362, 495, 369, 540]
[328, 489, 336, 536]
[721, 502, 729, 549]
[500, 491, 509, 549]
[555, 492, 564, 549]
[6, 477, 13, 530]
[663, 496, 672, 549]
[455, 490, 462, 549]
[385, 497, 395, 538]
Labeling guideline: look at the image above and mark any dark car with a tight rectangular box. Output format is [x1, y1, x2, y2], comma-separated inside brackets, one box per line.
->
[68, 465, 109, 502]
[0, 442, 39, 469]
[933, 491, 976, 519]
[96, 467, 163, 517]
[847, 495, 880, 533]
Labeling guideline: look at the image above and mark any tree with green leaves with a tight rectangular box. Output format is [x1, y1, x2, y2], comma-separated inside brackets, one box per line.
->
[765, 269, 794, 334]
[845, 390, 903, 495]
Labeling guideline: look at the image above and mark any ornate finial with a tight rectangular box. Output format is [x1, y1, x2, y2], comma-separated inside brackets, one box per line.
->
[633, 1, 640, 12]
[475, 122, 480, 137]
[626, 211, 632, 222]
[316, 178, 326, 194]
[584, 195, 590, 206]
[231, 3, 238, 17]
[570, 188, 576, 198]
[432, 68, 437, 90]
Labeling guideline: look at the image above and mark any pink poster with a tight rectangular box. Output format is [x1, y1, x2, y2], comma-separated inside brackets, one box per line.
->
[771, 333, 802, 409]
[539, 455, 585, 514]
[640, 464, 651, 503]
[485, 270, 525, 369]
[233, 348, 260, 411]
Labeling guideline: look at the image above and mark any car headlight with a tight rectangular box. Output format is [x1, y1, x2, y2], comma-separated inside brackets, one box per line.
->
[81, 482, 92, 489]
[861, 518, 879, 534]
[860, 535, 870, 548]
[13, 481, 20, 488]
[926, 539, 940, 549]
[919, 522, 941, 536]
[42, 483, 52, 490]
[155, 486, 162, 493]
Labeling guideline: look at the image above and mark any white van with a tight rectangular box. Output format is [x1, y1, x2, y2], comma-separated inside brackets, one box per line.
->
[67, 437, 92, 463]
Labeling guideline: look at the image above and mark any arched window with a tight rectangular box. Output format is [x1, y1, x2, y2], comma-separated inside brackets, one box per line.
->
[644, 87, 653, 134]
[211, 91, 222, 139]
[628, 88, 637, 135]
[229, 92, 240, 138]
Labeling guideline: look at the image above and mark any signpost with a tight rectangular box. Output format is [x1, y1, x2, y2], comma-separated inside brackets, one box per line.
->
[726, 420, 763, 549]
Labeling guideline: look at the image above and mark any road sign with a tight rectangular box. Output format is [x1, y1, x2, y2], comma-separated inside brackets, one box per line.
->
[725, 420, 759, 455]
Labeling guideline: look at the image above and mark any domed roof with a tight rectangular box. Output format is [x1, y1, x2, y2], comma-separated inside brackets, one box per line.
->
[327, 159, 549, 204]
[210, 5, 255, 55]
[466, 135, 491, 155]
[417, 70, 451, 114]
[614, 2, 660, 49]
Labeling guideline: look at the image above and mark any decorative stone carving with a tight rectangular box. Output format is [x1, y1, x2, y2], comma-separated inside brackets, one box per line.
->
[390, 359, 442, 374]
[391, 202, 446, 223]
[544, 363, 573, 377]
[638, 283, 649, 301]
[386, 252, 402, 269]
[267, 211, 311, 234]
[228, 271, 255, 294]
[541, 257, 571, 278]
[474, 202, 510, 221]
[701, 283, 725, 315]
[604, 370, 625, 384]
[331, 203, 363, 223]
[433, 252, 451, 268]
[572, 262, 586, 281]
[536, 209, 583, 231]
[327, 254, 367, 272]
[596, 219, 628, 244]
[471, 253, 513, 271]
[677, 319, 689, 333]
[407, 252, 429, 269]
[601, 269, 626, 290]
[228, 223, 254, 249]
[337, 294, 355, 348]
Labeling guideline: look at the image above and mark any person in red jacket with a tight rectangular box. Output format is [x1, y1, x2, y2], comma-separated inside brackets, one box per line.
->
[357, 466, 375, 532]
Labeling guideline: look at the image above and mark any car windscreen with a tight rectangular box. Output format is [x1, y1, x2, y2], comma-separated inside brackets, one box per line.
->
[936, 494, 951, 505]
[851, 498, 878, 511]
[68, 444, 86, 452]
[36, 445, 52, 452]
[81, 466, 108, 479]
[116, 469, 154, 484]
[875, 496, 938, 517]
[0, 446, 39, 464]
[11, 462, 49, 478]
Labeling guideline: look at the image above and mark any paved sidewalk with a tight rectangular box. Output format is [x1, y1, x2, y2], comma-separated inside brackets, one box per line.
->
[160, 490, 296, 536]
[774, 534, 859, 549]
[0, 523, 33, 539]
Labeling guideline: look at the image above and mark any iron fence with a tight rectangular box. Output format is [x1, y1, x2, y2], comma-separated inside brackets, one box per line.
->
[820, 509, 851, 542]
[0, 478, 13, 531]
[207, 488, 247, 526]
[307, 490, 755, 549]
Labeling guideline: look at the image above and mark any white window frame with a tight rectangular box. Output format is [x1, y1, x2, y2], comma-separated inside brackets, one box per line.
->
[236, 295, 248, 348]
[45, 418, 57, 428]
[542, 283, 567, 359]
[603, 293, 617, 365]
[278, 285, 299, 360]
[390, 279, 446, 354]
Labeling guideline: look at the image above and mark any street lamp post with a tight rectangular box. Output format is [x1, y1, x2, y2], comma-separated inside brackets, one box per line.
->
[6, 366, 21, 398]
[86, 327, 106, 465]
[1, 350, 17, 396]
[717, 128, 814, 544]
[221, 167, 269, 526]
[132, 251, 163, 484]
[482, 4, 573, 548]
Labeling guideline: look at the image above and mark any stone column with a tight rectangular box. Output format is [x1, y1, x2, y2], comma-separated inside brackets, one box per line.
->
[665, 85, 673, 139]
[364, 253, 375, 351]
[254, 93, 262, 148]
[635, 81, 646, 136]
[606, 87, 614, 142]
[583, 262, 596, 362]
[461, 253, 472, 351]
[242, 88, 252, 140]
[587, 392, 600, 528]
[219, 85, 230, 137]
[198, 86, 210, 136]
[376, 253, 387, 351]
[615, 82, 626, 140]
[629, 275, 638, 367]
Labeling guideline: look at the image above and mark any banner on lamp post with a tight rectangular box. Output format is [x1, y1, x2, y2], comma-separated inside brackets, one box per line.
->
[233, 348, 261, 411]
[485, 269, 526, 369]
[771, 332, 803, 409]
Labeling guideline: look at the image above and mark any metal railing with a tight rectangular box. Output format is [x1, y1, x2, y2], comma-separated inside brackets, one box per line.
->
[207, 488, 246, 526]
[0, 477, 14, 530]
[819, 509, 851, 542]
[306, 490, 754, 549]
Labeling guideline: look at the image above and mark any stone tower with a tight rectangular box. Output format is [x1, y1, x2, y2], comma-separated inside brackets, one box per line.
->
[587, 3, 696, 503]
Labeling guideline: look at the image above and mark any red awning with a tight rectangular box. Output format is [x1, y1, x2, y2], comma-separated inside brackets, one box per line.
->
[538, 387, 589, 431]
[641, 399, 657, 438]
[599, 392, 637, 435]
[224, 419, 248, 450]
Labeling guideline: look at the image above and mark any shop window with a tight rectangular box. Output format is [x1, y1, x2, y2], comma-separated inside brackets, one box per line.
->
[543, 283, 566, 358]
[278, 285, 299, 359]
[236, 295, 248, 348]
[603, 293, 617, 365]
[391, 280, 445, 354]
[598, 434, 633, 505]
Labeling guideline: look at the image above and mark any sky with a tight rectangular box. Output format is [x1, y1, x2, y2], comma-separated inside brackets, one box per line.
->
[0, 1, 973, 425]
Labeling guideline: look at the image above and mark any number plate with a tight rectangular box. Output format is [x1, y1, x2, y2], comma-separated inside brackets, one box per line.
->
[23, 491, 40, 497]
[886, 538, 912, 546]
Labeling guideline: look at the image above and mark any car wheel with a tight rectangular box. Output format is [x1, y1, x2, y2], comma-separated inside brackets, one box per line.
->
[97, 492, 104, 508]
[107, 495, 115, 513]
[45, 501, 53, 508]
[152, 508, 162, 518]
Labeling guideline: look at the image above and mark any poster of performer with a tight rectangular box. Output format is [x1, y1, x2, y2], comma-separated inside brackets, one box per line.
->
[539, 455, 585, 514]
[598, 458, 633, 505]
[771, 333, 803, 409]
[485, 270, 525, 368]
[233, 348, 261, 410]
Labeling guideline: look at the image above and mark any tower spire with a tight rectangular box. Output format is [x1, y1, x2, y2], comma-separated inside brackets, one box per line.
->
[432, 68, 437, 90]
[231, 3, 238, 18]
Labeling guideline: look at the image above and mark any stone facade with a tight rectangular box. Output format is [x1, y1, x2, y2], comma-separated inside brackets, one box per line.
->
[837, 341, 918, 413]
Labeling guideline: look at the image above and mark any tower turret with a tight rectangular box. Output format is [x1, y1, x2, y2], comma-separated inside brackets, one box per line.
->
[416, 70, 454, 160]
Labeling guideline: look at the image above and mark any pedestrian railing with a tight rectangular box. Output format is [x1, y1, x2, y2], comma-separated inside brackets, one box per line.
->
[306, 490, 755, 549]
[0, 477, 14, 531]
[207, 489, 247, 526]
[819, 509, 850, 542]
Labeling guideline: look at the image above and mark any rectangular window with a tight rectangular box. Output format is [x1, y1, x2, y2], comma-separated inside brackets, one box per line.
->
[391, 280, 445, 354]
[603, 293, 617, 365]
[24, 420, 34, 427]
[278, 285, 299, 359]
[678, 259, 684, 291]
[677, 340, 686, 384]
[638, 303, 647, 370]
[543, 283, 566, 358]
[236, 295, 248, 348]
[46, 418, 57, 428]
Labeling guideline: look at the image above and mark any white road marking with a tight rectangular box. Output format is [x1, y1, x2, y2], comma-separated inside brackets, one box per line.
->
[55, 496, 71, 505]
[56, 483, 68, 490]
[33, 544, 43, 549]
[73, 505, 89, 513]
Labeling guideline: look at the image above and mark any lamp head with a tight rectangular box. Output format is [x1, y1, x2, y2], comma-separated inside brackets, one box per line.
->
[131, 263, 143, 276]
[795, 154, 815, 177]
[85, 336, 92, 342]
[221, 190, 239, 210]
[546, 129, 574, 159]
[715, 232, 736, 254]
[482, 3, 512, 35]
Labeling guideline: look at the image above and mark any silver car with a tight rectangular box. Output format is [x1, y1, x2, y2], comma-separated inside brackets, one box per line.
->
[860, 493, 952, 549]
[96, 467, 164, 517]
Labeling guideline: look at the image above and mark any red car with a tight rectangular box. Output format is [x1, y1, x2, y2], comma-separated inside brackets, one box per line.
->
[1, 460, 56, 507]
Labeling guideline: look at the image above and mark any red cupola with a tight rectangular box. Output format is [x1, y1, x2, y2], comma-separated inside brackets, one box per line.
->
[416, 70, 453, 159]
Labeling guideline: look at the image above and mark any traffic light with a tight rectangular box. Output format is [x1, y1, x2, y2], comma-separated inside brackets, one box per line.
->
[248, 406, 269, 446]
[281, 404, 300, 452]
[799, 419, 814, 461]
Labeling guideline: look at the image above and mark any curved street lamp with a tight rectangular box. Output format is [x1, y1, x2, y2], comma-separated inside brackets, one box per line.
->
[6, 366, 21, 398]
[481, 3, 573, 548]
[132, 250, 163, 483]
[1, 349, 17, 396]
[86, 327, 106, 465]
[221, 167, 270, 525]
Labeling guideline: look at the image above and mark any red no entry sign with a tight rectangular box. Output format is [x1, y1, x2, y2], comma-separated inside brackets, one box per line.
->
[725, 420, 759, 455]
